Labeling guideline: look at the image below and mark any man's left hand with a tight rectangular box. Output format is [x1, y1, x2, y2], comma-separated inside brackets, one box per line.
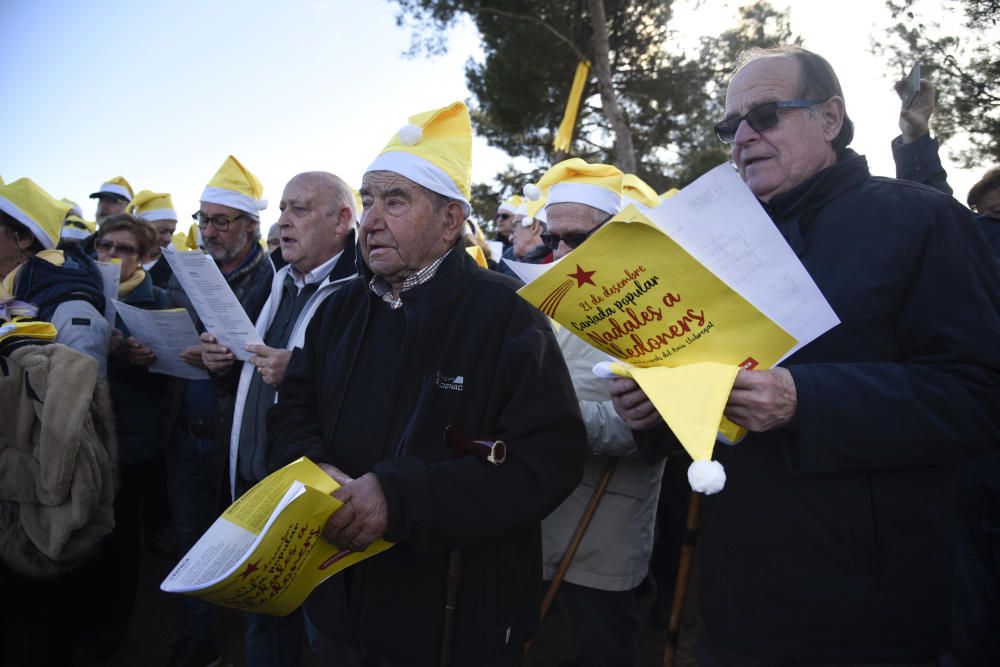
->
[723, 368, 797, 433]
[247, 344, 293, 386]
[323, 472, 388, 552]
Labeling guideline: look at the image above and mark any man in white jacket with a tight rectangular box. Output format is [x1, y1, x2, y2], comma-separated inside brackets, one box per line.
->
[200, 170, 358, 667]
[536, 159, 666, 667]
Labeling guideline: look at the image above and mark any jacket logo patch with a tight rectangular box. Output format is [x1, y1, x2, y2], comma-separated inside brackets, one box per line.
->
[435, 371, 464, 392]
[71, 317, 91, 326]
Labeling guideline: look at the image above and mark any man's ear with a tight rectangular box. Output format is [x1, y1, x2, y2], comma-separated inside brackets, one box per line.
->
[335, 206, 354, 234]
[820, 96, 846, 143]
[440, 201, 467, 243]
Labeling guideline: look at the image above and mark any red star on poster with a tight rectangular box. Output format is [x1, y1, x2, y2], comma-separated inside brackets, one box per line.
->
[238, 559, 261, 578]
[568, 264, 597, 287]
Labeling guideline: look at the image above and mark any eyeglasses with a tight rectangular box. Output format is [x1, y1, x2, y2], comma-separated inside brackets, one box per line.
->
[192, 211, 247, 231]
[495, 212, 513, 222]
[714, 99, 827, 144]
[94, 239, 138, 256]
[541, 213, 615, 252]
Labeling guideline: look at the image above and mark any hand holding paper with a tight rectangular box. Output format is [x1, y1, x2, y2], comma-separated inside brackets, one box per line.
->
[324, 472, 389, 552]
[725, 368, 797, 432]
[200, 331, 236, 373]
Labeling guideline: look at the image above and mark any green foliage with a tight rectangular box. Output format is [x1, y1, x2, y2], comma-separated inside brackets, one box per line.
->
[874, 0, 999, 168]
[392, 0, 798, 200]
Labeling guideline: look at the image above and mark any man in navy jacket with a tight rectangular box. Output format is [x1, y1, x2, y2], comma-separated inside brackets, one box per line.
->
[612, 46, 1000, 665]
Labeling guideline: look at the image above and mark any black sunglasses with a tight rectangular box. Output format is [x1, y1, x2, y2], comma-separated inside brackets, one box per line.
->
[541, 212, 615, 252]
[714, 99, 826, 144]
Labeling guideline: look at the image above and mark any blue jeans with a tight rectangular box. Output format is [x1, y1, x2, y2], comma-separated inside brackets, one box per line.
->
[244, 608, 304, 667]
[167, 431, 221, 641]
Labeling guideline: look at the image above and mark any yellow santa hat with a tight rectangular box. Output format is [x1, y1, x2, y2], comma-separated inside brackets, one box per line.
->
[89, 175, 134, 203]
[185, 222, 202, 250]
[127, 190, 178, 222]
[0, 178, 70, 249]
[365, 101, 472, 216]
[61, 198, 84, 218]
[497, 194, 523, 215]
[622, 174, 661, 209]
[61, 214, 97, 241]
[201, 155, 267, 216]
[516, 188, 548, 226]
[536, 158, 624, 215]
[0, 317, 58, 347]
[170, 231, 188, 251]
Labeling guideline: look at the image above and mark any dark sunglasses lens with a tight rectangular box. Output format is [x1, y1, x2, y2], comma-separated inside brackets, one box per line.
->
[541, 233, 558, 250]
[715, 102, 780, 143]
[715, 119, 738, 143]
[746, 103, 780, 133]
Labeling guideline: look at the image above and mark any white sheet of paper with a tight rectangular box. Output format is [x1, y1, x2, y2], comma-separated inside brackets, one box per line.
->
[162, 248, 264, 361]
[502, 255, 563, 284]
[160, 482, 304, 592]
[113, 300, 209, 380]
[95, 261, 121, 325]
[641, 163, 840, 360]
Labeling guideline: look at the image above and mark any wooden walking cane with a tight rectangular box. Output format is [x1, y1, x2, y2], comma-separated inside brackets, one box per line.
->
[440, 427, 508, 667]
[523, 456, 620, 656]
[662, 490, 702, 667]
[540, 456, 619, 620]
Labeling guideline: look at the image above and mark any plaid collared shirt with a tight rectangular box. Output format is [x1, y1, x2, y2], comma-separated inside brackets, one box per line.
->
[368, 248, 452, 309]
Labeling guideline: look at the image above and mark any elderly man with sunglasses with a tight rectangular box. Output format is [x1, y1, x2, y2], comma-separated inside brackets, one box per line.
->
[610, 46, 1000, 666]
[528, 158, 665, 667]
[127, 156, 274, 667]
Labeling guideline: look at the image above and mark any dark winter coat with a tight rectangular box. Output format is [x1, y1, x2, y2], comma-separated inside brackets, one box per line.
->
[646, 151, 1000, 663]
[108, 273, 169, 467]
[267, 244, 586, 666]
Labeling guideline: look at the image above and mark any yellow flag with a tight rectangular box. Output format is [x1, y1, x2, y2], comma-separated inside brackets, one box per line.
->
[553, 61, 591, 153]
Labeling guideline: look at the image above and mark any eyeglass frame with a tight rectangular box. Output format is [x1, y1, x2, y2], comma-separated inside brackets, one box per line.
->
[714, 98, 828, 144]
[541, 211, 615, 252]
[94, 238, 139, 256]
[191, 210, 249, 232]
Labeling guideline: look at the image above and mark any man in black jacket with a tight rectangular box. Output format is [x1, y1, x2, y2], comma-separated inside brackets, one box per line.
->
[267, 101, 585, 666]
[611, 46, 1000, 665]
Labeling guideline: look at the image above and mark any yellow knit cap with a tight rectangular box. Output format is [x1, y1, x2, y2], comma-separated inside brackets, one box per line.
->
[0, 178, 70, 249]
[365, 101, 472, 215]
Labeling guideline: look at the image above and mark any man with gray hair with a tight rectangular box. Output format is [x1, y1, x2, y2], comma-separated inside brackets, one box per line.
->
[611, 46, 1000, 665]
[200, 171, 358, 667]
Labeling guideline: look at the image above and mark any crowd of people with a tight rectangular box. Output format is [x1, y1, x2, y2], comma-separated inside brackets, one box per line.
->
[1, 45, 999, 667]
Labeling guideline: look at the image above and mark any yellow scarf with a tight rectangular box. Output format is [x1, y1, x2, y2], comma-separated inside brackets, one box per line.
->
[0, 249, 65, 299]
[118, 268, 146, 298]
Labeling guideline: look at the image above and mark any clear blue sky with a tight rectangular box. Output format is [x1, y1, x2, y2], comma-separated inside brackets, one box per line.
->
[1, 0, 978, 228]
